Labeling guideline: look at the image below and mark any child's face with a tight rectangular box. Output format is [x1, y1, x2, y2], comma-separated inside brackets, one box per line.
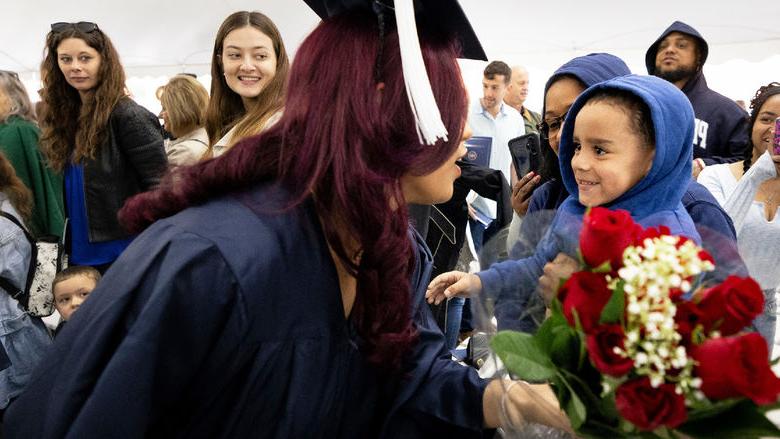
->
[571, 102, 655, 207]
[53, 275, 97, 321]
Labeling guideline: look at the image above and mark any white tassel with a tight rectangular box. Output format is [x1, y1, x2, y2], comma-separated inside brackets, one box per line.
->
[393, 0, 448, 145]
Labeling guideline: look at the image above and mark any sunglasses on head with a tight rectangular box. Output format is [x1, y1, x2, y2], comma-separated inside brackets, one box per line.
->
[50, 22, 99, 34]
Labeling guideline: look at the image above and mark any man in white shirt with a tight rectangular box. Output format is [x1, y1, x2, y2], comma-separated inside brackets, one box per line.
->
[469, 60, 525, 183]
[467, 61, 525, 246]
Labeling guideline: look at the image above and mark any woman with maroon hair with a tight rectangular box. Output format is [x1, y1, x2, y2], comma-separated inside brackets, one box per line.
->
[5, 2, 569, 437]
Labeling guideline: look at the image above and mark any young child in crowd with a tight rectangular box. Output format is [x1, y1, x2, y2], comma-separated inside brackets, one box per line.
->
[428, 74, 700, 331]
[52, 266, 101, 327]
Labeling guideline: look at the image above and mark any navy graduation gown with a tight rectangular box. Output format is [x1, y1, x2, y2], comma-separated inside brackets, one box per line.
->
[5, 184, 488, 438]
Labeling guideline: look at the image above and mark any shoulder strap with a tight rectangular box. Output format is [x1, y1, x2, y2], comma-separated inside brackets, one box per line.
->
[0, 210, 34, 243]
[0, 276, 23, 300]
[0, 210, 36, 306]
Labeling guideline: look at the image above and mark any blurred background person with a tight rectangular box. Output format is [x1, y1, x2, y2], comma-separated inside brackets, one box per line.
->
[503, 64, 541, 135]
[0, 151, 51, 415]
[697, 82, 780, 353]
[39, 22, 167, 271]
[0, 70, 65, 238]
[158, 74, 209, 166]
[204, 11, 289, 158]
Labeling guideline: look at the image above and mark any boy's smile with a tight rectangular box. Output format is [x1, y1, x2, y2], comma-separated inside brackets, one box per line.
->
[571, 102, 655, 207]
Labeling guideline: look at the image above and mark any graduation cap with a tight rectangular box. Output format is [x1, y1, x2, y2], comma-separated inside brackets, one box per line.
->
[303, 0, 486, 146]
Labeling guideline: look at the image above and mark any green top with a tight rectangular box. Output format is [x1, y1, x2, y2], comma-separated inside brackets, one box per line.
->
[0, 116, 65, 238]
[521, 106, 542, 136]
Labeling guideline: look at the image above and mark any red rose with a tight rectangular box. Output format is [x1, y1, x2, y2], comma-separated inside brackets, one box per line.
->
[615, 377, 687, 431]
[580, 207, 641, 270]
[586, 324, 633, 376]
[697, 249, 715, 265]
[674, 300, 705, 345]
[559, 271, 612, 333]
[698, 276, 764, 336]
[635, 225, 671, 244]
[692, 333, 780, 405]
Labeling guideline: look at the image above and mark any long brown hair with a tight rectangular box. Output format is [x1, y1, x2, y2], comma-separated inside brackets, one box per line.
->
[39, 24, 127, 172]
[0, 152, 32, 224]
[204, 11, 289, 150]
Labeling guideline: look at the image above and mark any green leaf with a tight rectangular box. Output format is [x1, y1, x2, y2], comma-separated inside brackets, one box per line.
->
[556, 373, 587, 430]
[685, 398, 742, 422]
[535, 308, 569, 355]
[490, 331, 555, 381]
[591, 260, 613, 273]
[677, 399, 780, 439]
[599, 280, 625, 325]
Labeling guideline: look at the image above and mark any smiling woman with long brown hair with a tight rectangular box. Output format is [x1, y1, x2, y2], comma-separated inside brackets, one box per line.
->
[38, 22, 167, 270]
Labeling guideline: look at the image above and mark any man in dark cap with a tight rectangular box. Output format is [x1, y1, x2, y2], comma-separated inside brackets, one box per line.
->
[646, 21, 749, 176]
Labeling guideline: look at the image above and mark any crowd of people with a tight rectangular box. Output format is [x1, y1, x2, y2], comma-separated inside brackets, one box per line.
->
[0, 0, 777, 437]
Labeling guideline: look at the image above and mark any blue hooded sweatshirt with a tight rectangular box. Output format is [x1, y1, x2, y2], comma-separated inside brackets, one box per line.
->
[530, 53, 631, 213]
[480, 75, 702, 331]
[515, 54, 736, 262]
[645, 21, 749, 165]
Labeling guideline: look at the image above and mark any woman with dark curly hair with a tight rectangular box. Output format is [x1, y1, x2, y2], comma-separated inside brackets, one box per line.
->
[38, 22, 167, 270]
[4, 2, 571, 438]
[698, 82, 780, 354]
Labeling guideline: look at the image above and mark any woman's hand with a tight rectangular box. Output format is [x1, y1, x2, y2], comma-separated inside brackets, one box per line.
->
[511, 171, 542, 216]
[426, 271, 482, 305]
[483, 379, 573, 433]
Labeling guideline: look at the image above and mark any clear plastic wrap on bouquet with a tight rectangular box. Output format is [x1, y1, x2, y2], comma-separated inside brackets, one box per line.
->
[465, 207, 779, 438]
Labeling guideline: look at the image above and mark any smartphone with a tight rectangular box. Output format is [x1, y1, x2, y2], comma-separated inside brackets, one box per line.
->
[773, 117, 780, 155]
[508, 133, 542, 179]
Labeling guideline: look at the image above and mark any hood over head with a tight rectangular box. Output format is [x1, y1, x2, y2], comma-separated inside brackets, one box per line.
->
[645, 21, 708, 75]
[558, 74, 694, 219]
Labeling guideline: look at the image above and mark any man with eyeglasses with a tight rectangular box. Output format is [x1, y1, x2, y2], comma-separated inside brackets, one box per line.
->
[646, 21, 749, 177]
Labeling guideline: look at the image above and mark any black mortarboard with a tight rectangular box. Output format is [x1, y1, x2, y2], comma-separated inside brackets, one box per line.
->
[303, 0, 485, 145]
[303, 0, 486, 61]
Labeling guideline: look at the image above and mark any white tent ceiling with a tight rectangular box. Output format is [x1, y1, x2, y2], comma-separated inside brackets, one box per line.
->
[2, 0, 779, 113]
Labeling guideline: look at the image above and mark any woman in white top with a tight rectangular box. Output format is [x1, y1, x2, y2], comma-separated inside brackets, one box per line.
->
[158, 75, 210, 167]
[697, 82, 780, 353]
[203, 11, 289, 158]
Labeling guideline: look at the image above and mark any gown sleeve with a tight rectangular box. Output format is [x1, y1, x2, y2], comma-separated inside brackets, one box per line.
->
[4, 224, 245, 439]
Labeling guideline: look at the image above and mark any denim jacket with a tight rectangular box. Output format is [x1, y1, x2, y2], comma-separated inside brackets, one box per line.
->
[0, 194, 52, 409]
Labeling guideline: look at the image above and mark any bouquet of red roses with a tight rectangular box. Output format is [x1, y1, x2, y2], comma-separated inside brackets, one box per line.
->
[491, 207, 780, 438]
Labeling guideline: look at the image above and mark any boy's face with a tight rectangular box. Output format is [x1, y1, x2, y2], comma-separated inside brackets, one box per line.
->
[53, 275, 97, 321]
[571, 102, 655, 207]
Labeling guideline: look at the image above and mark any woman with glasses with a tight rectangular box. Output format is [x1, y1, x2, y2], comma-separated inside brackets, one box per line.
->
[203, 11, 289, 158]
[37, 22, 167, 271]
[0, 70, 65, 238]
[524, 54, 742, 309]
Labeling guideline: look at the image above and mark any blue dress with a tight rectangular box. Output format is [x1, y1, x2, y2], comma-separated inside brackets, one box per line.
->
[4, 184, 488, 438]
[64, 163, 133, 265]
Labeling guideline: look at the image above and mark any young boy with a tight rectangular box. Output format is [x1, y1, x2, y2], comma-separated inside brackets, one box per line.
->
[428, 75, 699, 330]
[52, 266, 101, 323]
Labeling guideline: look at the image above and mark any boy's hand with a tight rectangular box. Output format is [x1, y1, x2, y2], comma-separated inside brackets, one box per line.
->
[426, 271, 482, 305]
[538, 253, 578, 306]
